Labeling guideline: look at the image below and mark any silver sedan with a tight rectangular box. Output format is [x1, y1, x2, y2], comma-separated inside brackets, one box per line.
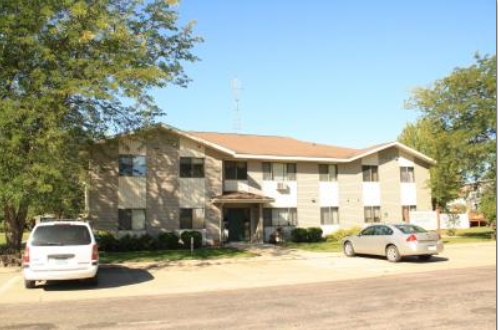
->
[342, 223, 444, 262]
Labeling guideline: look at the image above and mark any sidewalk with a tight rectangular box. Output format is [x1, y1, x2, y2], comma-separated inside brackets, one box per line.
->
[0, 242, 495, 304]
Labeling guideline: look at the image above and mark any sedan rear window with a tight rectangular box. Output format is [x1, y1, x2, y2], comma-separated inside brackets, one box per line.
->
[394, 224, 427, 234]
[31, 225, 91, 246]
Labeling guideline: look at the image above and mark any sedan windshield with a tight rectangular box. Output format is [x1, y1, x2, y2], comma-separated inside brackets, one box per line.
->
[31, 225, 91, 246]
[394, 224, 427, 234]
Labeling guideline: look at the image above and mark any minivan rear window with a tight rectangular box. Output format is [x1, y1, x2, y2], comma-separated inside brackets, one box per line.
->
[31, 225, 91, 246]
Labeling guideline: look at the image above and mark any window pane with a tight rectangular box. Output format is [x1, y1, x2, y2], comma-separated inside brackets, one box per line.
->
[329, 165, 338, 181]
[273, 163, 285, 181]
[236, 162, 248, 180]
[373, 207, 381, 222]
[372, 167, 379, 182]
[286, 163, 296, 181]
[180, 209, 193, 229]
[118, 209, 132, 230]
[180, 158, 191, 178]
[224, 162, 237, 180]
[119, 156, 133, 176]
[319, 165, 328, 181]
[131, 209, 146, 230]
[192, 158, 204, 178]
[263, 208, 272, 226]
[321, 208, 331, 224]
[262, 163, 272, 181]
[332, 208, 339, 224]
[362, 166, 371, 182]
[192, 208, 205, 229]
[133, 156, 146, 177]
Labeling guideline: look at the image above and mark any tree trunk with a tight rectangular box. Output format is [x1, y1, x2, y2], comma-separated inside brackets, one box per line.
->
[3, 198, 29, 250]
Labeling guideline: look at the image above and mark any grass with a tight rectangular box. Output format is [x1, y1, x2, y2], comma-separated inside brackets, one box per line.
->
[99, 247, 257, 264]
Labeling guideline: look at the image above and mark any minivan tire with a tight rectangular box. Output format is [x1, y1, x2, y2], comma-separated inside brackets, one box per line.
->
[25, 280, 36, 289]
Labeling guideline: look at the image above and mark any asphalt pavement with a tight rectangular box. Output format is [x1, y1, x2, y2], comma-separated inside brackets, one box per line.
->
[0, 242, 495, 304]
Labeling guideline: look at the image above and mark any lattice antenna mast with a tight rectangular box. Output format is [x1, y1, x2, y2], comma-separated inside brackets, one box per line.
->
[231, 77, 242, 131]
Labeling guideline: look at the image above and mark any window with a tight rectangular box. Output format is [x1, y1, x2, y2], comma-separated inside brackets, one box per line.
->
[362, 165, 378, 182]
[402, 205, 416, 222]
[263, 208, 298, 226]
[224, 161, 248, 180]
[118, 209, 146, 230]
[364, 206, 381, 223]
[321, 207, 339, 225]
[119, 155, 146, 177]
[400, 167, 415, 182]
[262, 163, 296, 181]
[180, 208, 205, 229]
[319, 164, 338, 181]
[180, 157, 205, 178]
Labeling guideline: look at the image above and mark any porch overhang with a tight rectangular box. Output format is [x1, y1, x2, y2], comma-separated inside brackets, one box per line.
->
[211, 192, 275, 204]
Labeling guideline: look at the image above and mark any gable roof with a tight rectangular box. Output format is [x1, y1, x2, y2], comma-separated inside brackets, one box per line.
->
[158, 124, 436, 165]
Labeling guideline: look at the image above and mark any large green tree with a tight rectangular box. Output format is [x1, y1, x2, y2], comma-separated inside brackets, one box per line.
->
[400, 54, 496, 216]
[0, 0, 201, 248]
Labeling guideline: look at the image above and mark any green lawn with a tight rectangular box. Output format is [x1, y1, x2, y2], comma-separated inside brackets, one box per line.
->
[99, 247, 257, 264]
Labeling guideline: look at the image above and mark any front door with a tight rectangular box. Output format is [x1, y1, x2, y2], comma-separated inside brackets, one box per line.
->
[224, 208, 250, 242]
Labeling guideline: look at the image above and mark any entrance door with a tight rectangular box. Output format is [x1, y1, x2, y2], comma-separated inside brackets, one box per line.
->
[224, 208, 250, 242]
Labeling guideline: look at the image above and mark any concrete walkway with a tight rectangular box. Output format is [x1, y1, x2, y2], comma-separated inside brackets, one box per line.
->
[0, 242, 495, 304]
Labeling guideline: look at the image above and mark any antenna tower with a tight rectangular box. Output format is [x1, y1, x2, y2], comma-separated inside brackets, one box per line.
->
[231, 77, 242, 131]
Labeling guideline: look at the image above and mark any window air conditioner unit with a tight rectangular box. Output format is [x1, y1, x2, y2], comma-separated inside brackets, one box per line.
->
[277, 182, 287, 190]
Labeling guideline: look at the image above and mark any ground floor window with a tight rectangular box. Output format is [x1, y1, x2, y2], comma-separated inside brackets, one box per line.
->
[364, 206, 381, 223]
[118, 209, 146, 230]
[321, 207, 339, 225]
[180, 208, 205, 229]
[263, 208, 298, 227]
[402, 205, 417, 222]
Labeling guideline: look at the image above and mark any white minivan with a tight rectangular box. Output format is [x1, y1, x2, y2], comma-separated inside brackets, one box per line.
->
[22, 220, 99, 288]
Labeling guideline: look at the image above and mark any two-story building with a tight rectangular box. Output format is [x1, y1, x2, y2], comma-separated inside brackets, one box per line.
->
[87, 124, 435, 244]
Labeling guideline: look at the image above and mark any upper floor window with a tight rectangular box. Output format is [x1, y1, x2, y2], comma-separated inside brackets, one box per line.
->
[400, 167, 415, 183]
[180, 208, 205, 229]
[224, 161, 248, 180]
[362, 165, 378, 182]
[119, 155, 146, 177]
[262, 162, 296, 181]
[180, 157, 204, 178]
[364, 206, 381, 223]
[319, 164, 338, 182]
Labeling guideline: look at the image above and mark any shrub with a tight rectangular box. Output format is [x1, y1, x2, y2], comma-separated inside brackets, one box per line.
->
[138, 234, 157, 251]
[95, 231, 119, 252]
[307, 227, 323, 242]
[325, 226, 362, 242]
[291, 228, 308, 243]
[180, 230, 203, 249]
[157, 232, 180, 250]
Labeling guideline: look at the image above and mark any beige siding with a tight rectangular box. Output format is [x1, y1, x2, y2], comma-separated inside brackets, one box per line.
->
[88, 142, 119, 231]
[415, 158, 432, 210]
[204, 148, 224, 244]
[119, 138, 146, 155]
[296, 163, 320, 227]
[338, 160, 363, 226]
[145, 131, 180, 236]
[379, 148, 401, 223]
[118, 177, 147, 208]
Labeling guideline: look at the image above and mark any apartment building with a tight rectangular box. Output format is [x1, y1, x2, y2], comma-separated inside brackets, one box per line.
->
[87, 124, 435, 244]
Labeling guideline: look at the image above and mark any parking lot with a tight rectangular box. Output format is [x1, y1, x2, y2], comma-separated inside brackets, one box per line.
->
[0, 242, 495, 304]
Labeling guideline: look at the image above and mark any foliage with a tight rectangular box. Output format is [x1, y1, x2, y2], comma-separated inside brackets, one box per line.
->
[180, 230, 203, 249]
[307, 227, 323, 242]
[156, 232, 181, 250]
[325, 227, 363, 242]
[0, 0, 201, 248]
[291, 228, 308, 243]
[400, 54, 496, 209]
[95, 231, 119, 252]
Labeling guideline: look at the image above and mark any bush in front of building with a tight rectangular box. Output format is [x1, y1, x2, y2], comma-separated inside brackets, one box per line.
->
[96, 231, 119, 252]
[324, 226, 362, 242]
[180, 230, 203, 249]
[291, 228, 309, 243]
[307, 227, 323, 242]
[156, 232, 181, 250]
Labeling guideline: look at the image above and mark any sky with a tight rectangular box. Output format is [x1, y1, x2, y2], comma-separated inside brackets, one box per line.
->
[153, 0, 496, 149]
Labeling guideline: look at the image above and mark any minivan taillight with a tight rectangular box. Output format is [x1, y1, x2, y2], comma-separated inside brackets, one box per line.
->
[406, 234, 417, 242]
[92, 243, 98, 261]
[22, 246, 30, 264]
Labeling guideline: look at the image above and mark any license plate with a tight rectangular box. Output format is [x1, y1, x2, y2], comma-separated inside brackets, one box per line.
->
[427, 245, 437, 251]
[50, 258, 69, 265]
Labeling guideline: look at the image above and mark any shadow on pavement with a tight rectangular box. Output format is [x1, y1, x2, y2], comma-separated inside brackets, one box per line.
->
[352, 254, 449, 263]
[41, 265, 154, 291]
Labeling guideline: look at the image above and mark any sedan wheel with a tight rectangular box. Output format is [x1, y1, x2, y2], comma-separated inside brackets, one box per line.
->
[386, 245, 401, 262]
[343, 241, 356, 257]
